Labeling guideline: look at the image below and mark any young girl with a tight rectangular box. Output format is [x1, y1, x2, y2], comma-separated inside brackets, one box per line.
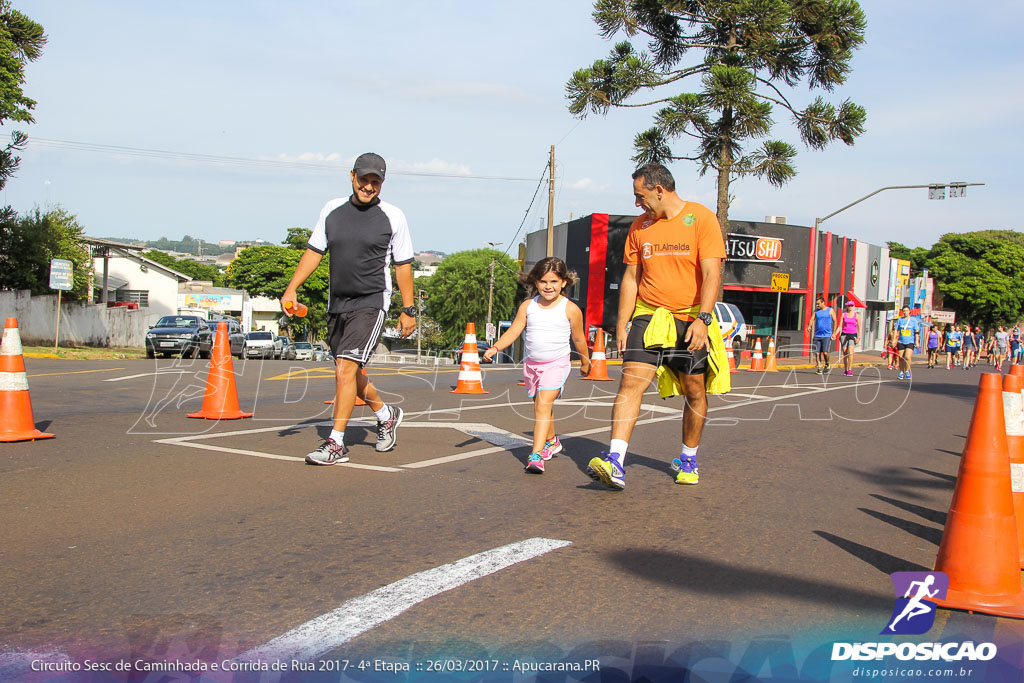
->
[926, 324, 941, 369]
[483, 257, 591, 474]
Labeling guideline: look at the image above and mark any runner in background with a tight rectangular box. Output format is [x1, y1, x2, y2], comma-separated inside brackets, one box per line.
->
[926, 323, 941, 369]
[838, 301, 859, 377]
[889, 306, 920, 380]
[961, 323, 977, 370]
[944, 323, 962, 370]
[1010, 323, 1021, 366]
[995, 325, 1009, 371]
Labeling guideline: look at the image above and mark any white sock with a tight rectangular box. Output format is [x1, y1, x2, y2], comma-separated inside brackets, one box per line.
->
[329, 429, 344, 444]
[374, 405, 391, 422]
[609, 439, 628, 464]
[681, 444, 698, 458]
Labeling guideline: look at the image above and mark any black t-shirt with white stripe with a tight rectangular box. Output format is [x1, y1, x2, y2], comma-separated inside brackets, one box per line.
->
[307, 195, 414, 314]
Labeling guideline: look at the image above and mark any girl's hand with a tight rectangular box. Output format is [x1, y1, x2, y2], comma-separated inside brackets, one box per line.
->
[580, 359, 591, 377]
[482, 346, 497, 362]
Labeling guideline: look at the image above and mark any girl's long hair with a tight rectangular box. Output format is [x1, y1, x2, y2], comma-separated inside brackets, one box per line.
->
[520, 256, 576, 295]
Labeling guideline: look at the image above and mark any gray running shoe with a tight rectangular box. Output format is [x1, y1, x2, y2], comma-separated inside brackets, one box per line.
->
[305, 438, 349, 465]
[375, 405, 404, 452]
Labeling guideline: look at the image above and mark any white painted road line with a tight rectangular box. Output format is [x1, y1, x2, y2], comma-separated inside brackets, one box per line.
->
[237, 537, 572, 663]
[104, 370, 191, 382]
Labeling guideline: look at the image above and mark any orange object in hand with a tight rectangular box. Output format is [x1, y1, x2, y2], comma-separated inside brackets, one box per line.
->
[285, 301, 308, 317]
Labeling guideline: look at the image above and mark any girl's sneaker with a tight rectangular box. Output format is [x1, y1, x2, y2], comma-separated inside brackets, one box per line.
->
[540, 437, 562, 460]
[898, 371, 905, 380]
[525, 452, 545, 474]
[671, 455, 699, 485]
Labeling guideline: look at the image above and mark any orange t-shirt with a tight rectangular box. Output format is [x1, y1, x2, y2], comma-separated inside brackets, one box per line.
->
[624, 202, 726, 320]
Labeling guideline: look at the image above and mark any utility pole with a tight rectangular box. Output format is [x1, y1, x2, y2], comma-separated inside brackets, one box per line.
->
[485, 241, 502, 344]
[546, 144, 555, 257]
[416, 288, 425, 359]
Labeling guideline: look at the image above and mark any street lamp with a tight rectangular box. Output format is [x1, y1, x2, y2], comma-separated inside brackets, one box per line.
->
[810, 182, 985, 304]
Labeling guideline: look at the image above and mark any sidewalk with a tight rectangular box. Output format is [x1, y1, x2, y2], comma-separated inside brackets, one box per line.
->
[774, 350, 886, 370]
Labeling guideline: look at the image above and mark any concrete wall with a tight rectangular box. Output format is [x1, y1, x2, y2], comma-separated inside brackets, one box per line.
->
[0, 290, 149, 347]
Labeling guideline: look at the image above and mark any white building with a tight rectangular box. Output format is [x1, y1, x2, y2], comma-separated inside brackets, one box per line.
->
[91, 250, 191, 325]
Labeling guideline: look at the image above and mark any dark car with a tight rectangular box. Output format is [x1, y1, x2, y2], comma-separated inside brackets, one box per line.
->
[452, 340, 492, 363]
[278, 337, 297, 361]
[210, 317, 246, 358]
[145, 315, 212, 359]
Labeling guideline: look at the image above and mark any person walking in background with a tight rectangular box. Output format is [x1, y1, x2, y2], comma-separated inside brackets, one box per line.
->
[995, 325, 1010, 371]
[1010, 323, 1021, 366]
[944, 323, 962, 370]
[889, 306, 920, 380]
[961, 323, 977, 369]
[926, 323, 941, 369]
[806, 297, 837, 375]
[838, 301, 859, 376]
[483, 257, 591, 474]
[282, 152, 416, 465]
[587, 162, 726, 490]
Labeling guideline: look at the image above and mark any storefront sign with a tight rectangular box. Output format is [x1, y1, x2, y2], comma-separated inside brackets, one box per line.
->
[770, 272, 790, 291]
[725, 233, 784, 262]
[931, 309, 956, 323]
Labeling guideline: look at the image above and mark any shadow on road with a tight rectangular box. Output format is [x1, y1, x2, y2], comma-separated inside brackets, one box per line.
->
[836, 465, 954, 501]
[907, 381, 977, 401]
[605, 547, 890, 609]
[813, 531, 929, 574]
[859, 508, 943, 545]
[870, 494, 947, 526]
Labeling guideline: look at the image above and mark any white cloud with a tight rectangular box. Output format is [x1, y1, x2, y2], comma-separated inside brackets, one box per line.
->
[570, 177, 592, 190]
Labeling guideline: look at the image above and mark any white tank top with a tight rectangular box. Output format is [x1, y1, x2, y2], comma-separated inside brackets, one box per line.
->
[524, 296, 571, 362]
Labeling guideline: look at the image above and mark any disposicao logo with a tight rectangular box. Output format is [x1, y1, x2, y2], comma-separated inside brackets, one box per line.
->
[883, 571, 947, 635]
[831, 571, 998, 663]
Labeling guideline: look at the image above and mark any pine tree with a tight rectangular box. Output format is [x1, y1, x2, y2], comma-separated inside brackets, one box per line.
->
[566, 0, 867, 232]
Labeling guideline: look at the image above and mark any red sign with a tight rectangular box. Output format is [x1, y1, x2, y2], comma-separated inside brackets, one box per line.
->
[756, 238, 782, 261]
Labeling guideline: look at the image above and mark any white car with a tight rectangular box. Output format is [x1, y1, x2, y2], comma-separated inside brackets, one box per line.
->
[244, 331, 276, 359]
[293, 341, 314, 361]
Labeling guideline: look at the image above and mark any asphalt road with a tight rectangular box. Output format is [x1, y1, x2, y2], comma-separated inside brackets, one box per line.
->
[2, 356, 1022, 677]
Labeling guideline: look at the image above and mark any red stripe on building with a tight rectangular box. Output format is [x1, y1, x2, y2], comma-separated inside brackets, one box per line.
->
[803, 225, 816, 356]
[822, 231, 833, 303]
[840, 237, 848, 301]
[586, 213, 609, 330]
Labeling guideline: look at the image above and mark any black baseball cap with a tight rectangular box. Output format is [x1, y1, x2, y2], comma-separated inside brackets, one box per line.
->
[353, 152, 386, 179]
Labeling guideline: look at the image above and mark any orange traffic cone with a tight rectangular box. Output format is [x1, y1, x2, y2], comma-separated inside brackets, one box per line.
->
[0, 318, 55, 442]
[582, 330, 613, 381]
[452, 323, 487, 394]
[931, 373, 1024, 618]
[1011, 365, 1024, 380]
[188, 321, 254, 420]
[325, 367, 368, 406]
[1003, 372, 1024, 567]
[747, 337, 765, 372]
[764, 337, 778, 372]
[726, 344, 738, 373]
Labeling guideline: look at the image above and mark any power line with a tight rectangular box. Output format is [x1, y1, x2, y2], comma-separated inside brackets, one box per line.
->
[501, 160, 549, 259]
[26, 137, 537, 182]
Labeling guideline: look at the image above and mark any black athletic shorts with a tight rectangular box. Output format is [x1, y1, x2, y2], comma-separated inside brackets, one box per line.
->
[327, 308, 386, 364]
[622, 315, 708, 375]
[896, 342, 915, 351]
[840, 333, 857, 349]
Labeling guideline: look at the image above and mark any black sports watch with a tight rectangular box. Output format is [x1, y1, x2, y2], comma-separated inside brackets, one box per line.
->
[402, 305, 419, 317]
[696, 312, 713, 326]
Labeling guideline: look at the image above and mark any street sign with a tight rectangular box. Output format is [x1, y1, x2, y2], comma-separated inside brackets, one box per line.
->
[485, 322, 496, 342]
[770, 272, 790, 292]
[49, 259, 73, 291]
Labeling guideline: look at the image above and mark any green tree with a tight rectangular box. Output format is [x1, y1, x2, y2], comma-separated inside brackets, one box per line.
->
[0, 2, 45, 193]
[566, 0, 867, 231]
[227, 245, 329, 338]
[0, 206, 90, 299]
[283, 227, 312, 250]
[925, 232, 1024, 328]
[141, 249, 226, 286]
[426, 249, 519, 348]
[886, 241, 928, 276]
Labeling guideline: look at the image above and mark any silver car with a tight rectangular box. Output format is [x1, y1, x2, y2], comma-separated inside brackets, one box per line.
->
[293, 341, 314, 361]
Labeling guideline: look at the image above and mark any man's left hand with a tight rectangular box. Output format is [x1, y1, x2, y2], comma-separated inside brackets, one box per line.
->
[685, 318, 710, 351]
[398, 313, 417, 338]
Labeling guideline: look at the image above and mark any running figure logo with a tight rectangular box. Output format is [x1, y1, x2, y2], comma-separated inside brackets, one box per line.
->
[883, 571, 948, 635]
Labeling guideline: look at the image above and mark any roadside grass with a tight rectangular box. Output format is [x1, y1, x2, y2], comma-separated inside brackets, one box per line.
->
[22, 345, 147, 360]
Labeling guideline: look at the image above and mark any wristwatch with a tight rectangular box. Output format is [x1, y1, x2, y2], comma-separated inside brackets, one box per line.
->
[696, 312, 713, 326]
[402, 305, 419, 317]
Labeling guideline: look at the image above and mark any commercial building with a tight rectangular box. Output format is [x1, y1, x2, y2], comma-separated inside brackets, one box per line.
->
[526, 214, 899, 356]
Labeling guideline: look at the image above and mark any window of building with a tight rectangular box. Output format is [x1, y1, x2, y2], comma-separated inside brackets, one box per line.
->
[116, 289, 149, 307]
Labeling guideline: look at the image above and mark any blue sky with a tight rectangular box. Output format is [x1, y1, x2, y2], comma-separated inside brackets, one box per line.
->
[5, 1, 1021, 256]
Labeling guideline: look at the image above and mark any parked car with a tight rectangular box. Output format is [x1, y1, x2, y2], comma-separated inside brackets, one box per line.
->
[272, 334, 284, 359]
[210, 317, 245, 358]
[451, 340, 491, 363]
[312, 341, 330, 362]
[293, 341, 315, 361]
[244, 330, 276, 359]
[279, 337, 297, 361]
[145, 315, 211, 359]
[715, 301, 747, 347]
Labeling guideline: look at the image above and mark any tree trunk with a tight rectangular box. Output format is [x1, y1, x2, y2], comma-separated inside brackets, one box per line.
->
[715, 106, 734, 300]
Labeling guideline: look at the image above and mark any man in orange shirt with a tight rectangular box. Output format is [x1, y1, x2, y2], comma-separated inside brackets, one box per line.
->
[587, 163, 726, 490]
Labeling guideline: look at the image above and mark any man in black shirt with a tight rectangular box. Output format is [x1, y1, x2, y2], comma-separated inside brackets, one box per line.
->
[282, 152, 417, 464]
